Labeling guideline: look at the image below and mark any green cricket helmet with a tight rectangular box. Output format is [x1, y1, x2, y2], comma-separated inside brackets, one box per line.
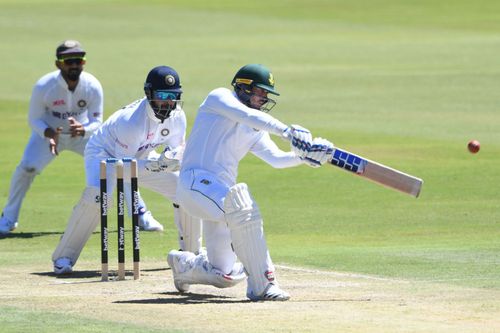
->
[231, 64, 279, 112]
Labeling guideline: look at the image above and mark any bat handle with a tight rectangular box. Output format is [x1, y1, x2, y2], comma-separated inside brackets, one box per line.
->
[326, 147, 335, 163]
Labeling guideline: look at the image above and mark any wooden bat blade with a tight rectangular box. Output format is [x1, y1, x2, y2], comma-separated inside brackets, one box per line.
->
[328, 148, 423, 197]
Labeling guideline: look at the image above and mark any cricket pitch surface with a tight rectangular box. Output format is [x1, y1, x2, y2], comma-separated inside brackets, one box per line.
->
[1, 260, 498, 332]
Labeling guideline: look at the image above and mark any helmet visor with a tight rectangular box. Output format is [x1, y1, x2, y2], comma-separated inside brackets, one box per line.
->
[153, 91, 179, 101]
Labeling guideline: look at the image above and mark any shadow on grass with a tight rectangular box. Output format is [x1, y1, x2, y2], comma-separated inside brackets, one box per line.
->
[32, 270, 102, 279]
[31, 266, 169, 280]
[0, 230, 125, 240]
[114, 292, 370, 304]
[0, 231, 64, 239]
[114, 291, 250, 305]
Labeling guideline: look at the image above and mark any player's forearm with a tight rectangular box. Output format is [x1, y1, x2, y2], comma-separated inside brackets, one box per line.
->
[81, 102, 103, 138]
[82, 120, 101, 138]
[30, 118, 51, 138]
[256, 151, 303, 168]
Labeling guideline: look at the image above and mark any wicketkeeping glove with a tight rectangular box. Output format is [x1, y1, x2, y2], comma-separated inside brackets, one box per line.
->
[145, 147, 183, 173]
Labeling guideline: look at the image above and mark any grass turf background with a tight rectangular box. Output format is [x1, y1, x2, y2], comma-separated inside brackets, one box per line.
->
[0, 0, 498, 301]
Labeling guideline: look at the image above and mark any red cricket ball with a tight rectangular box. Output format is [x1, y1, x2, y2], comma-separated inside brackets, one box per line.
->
[467, 140, 480, 154]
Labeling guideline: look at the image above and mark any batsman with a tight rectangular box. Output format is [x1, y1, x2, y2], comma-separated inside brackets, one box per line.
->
[168, 64, 333, 301]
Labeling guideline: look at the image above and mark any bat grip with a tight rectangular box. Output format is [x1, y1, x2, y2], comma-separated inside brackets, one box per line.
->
[326, 147, 335, 163]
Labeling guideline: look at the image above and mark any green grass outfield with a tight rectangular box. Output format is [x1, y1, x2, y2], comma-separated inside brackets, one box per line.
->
[0, 0, 499, 331]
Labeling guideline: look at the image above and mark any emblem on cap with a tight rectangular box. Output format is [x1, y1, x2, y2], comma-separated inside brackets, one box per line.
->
[64, 40, 79, 48]
[165, 75, 175, 86]
[268, 73, 275, 86]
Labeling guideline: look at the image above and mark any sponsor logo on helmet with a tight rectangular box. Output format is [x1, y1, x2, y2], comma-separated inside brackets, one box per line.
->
[78, 99, 87, 108]
[161, 128, 170, 137]
[265, 270, 275, 282]
[235, 78, 253, 85]
[165, 75, 176, 86]
[268, 73, 275, 86]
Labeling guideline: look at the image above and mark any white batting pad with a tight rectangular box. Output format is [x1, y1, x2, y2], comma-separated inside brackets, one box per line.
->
[223, 183, 276, 297]
[173, 204, 203, 254]
[52, 186, 100, 264]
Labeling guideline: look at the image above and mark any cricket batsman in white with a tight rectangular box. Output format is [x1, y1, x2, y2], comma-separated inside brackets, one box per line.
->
[168, 64, 333, 301]
[52, 66, 202, 274]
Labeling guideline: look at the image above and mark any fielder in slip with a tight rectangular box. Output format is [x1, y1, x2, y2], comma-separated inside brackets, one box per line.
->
[168, 64, 334, 302]
[0, 40, 103, 235]
[0, 40, 161, 235]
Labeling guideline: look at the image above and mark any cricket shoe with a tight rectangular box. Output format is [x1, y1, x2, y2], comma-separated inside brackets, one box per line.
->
[139, 211, 164, 231]
[0, 214, 18, 235]
[167, 250, 195, 293]
[247, 283, 290, 302]
[53, 257, 73, 275]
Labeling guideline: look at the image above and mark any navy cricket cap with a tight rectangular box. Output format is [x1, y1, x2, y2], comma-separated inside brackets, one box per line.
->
[56, 40, 86, 58]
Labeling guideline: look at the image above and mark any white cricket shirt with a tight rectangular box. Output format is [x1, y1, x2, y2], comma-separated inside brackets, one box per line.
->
[181, 87, 302, 185]
[28, 70, 103, 139]
[86, 97, 186, 164]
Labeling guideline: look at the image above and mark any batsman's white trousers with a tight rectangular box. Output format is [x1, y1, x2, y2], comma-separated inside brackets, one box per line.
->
[176, 169, 237, 274]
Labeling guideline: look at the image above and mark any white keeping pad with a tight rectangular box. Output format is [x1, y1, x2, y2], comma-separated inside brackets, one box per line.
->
[52, 186, 100, 264]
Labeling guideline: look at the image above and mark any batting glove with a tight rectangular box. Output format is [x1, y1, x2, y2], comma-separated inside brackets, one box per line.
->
[283, 124, 313, 159]
[302, 137, 334, 168]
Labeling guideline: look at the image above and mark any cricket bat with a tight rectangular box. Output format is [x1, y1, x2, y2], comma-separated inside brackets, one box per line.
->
[327, 147, 423, 197]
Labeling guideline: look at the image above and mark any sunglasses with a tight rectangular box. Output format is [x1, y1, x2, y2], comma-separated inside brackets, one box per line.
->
[58, 57, 86, 65]
[153, 91, 179, 101]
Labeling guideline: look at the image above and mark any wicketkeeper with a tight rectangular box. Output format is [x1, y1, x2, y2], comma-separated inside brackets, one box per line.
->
[168, 64, 333, 301]
[52, 66, 202, 274]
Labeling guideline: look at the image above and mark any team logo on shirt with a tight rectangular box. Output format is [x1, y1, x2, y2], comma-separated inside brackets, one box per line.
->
[165, 75, 175, 86]
[78, 99, 87, 108]
[161, 129, 170, 136]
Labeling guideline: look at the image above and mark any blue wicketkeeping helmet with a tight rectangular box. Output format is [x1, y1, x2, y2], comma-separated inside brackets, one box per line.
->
[144, 66, 183, 121]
